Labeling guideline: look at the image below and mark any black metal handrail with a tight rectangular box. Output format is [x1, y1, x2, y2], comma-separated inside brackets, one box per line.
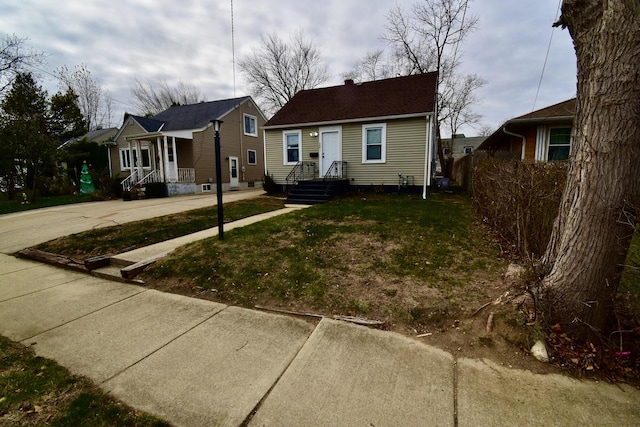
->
[323, 161, 348, 180]
[286, 161, 317, 186]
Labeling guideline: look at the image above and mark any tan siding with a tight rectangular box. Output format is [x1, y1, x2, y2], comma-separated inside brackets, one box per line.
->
[265, 117, 429, 186]
[112, 120, 158, 179]
[110, 98, 266, 187]
[344, 118, 428, 186]
[265, 126, 320, 183]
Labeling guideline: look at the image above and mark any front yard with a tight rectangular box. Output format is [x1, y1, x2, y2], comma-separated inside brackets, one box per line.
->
[29, 191, 640, 379]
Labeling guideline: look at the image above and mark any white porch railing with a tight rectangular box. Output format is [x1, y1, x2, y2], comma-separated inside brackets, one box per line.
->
[121, 168, 195, 192]
[177, 168, 195, 183]
[121, 169, 139, 191]
[139, 169, 162, 186]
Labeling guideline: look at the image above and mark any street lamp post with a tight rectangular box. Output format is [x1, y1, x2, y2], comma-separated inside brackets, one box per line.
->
[211, 119, 224, 240]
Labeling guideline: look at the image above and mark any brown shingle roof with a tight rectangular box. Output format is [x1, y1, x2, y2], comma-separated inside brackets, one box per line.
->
[264, 72, 438, 127]
[512, 98, 576, 121]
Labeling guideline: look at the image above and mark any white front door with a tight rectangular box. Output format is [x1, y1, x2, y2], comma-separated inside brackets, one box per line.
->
[320, 127, 341, 177]
[166, 139, 177, 182]
[229, 156, 239, 188]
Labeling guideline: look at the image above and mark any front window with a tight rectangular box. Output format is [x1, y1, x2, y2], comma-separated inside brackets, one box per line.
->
[548, 127, 571, 160]
[119, 147, 151, 170]
[283, 130, 302, 164]
[119, 148, 131, 170]
[362, 123, 386, 163]
[247, 149, 257, 165]
[244, 114, 257, 137]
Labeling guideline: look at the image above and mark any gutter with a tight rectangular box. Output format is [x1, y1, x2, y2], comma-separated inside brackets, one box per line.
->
[506, 115, 574, 125]
[502, 125, 527, 160]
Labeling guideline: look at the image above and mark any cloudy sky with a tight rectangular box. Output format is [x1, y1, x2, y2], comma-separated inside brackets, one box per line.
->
[0, 0, 576, 136]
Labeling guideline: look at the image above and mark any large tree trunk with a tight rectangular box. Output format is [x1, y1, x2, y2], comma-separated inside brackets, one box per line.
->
[539, 1, 640, 339]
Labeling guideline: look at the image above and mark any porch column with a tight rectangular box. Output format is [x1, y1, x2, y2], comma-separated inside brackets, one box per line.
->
[135, 140, 143, 178]
[156, 136, 165, 181]
[127, 140, 134, 176]
[163, 135, 170, 182]
[171, 136, 178, 181]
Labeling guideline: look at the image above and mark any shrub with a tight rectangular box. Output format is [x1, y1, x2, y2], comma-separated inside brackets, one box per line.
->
[144, 182, 168, 198]
[262, 173, 277, 195]
[472, 158, 568, 260]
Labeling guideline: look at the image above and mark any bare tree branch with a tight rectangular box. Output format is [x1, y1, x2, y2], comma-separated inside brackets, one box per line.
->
[131, 78, 204, 116]
[57, 64, 113, 130]
[0, 34, 45, 94]
[239, 30, 329, 116]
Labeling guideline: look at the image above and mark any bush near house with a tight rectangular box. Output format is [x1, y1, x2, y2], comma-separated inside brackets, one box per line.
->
[144, 182, 168, 198]
[472, 159, 568, 260]
[262, 173, 277, 195]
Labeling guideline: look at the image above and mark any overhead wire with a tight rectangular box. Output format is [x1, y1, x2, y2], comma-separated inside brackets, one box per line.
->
[532, 0, 563, 111]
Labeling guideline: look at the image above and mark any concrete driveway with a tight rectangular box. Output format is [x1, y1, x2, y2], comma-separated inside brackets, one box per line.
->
[0, 188, 265, 254]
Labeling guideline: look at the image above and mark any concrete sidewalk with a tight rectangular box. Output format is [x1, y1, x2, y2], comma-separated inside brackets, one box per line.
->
[1, 253, 639, 426]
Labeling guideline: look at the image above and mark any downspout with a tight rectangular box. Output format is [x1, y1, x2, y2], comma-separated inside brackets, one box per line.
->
[502, 125, 526, 160]
[106, 144, 112, 178]
[263, 128, 267, 177]
[423, 114, 434, 200]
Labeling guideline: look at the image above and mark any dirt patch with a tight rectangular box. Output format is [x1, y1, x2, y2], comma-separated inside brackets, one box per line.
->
[144, 229, 564, 376]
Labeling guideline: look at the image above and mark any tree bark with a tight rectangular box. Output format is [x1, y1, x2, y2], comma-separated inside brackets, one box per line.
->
[539, 1, 640, 338]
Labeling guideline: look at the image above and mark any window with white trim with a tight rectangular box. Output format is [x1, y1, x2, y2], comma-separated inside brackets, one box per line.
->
[244, 114, 257, 137]
[362, 123, 386, 163]
[547, 127, 571, 161]
[283, 130, 302, 164]
[119, 148, 131, 170]
[119, 147, 151, 170]
[247, 149, 257, 165]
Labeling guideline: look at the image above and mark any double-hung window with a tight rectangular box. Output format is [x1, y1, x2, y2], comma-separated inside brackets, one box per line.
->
[119, 148, 131, 170]
[247, 149, 257, 165]
[547, 127, 571, 161]
[119, 146, 151, 170]
[244, 114, 257, 137]
[283, 130, 302, 164]
[362, 123, 386, 163]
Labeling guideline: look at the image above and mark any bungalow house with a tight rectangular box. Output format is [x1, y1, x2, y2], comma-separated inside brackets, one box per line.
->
[262, 73, 438, 200]
[108, 96, 267, 195]
[477, 98, 575, 161]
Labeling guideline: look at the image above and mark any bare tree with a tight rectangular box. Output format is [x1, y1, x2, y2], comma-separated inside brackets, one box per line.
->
[384, 3, 439, 75]
[131, 78, 204, 116]
[341, 49, 396, 83]
[537, 1, 640, 339]
[0, 34, 45, 94]
[476, 124, 494, 137]
[239, 30, 329, 116]
[344, 1, 483, 176]
[57, 64, 112, 130]
[439, 72, 485, 175]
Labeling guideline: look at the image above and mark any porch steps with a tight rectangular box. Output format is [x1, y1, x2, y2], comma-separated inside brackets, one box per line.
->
[286, 179, 349, 205]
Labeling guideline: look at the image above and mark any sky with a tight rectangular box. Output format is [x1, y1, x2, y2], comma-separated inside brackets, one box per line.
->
[0, 0, 576, 136]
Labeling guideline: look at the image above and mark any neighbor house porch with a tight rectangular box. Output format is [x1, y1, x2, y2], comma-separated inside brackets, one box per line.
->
[119, 133, 196, 194]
